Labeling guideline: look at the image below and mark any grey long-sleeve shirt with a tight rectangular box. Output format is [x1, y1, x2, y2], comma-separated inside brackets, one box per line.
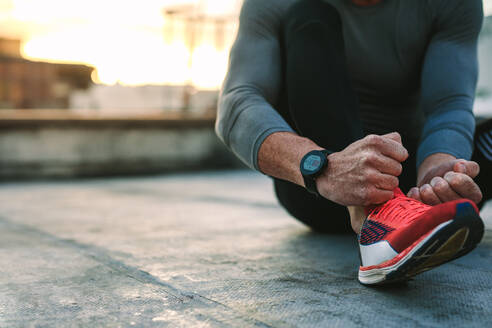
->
[216, 0, 483, 171]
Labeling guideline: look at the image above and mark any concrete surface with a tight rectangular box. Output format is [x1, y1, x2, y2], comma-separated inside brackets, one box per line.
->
[0, 170, 491, 327]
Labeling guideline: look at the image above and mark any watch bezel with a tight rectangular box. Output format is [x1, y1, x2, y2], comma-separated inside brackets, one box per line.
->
[300, 150, 328, 178]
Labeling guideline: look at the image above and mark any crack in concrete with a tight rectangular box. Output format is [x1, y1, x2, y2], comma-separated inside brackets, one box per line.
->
[0, 216, 275, 328]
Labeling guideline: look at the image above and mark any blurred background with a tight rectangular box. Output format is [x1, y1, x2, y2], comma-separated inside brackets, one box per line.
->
[0, 0, 491, 179]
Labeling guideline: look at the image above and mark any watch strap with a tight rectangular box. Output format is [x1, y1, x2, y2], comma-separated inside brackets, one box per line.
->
[303, 174, 319, 196]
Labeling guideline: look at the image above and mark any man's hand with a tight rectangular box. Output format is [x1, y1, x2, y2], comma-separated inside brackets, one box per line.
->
[317, 132, 408, 206]
[407, 153, 482, 205]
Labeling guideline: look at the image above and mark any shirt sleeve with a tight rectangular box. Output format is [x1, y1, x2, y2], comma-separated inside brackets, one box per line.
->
[417, 0, 484, 168]
[215, 0, 294, 170]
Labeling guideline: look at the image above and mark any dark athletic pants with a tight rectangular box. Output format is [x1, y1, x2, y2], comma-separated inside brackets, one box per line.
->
[273, 0, 491, 233]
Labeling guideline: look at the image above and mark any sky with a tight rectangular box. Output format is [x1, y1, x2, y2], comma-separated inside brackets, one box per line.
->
[0, 0, 242, 88]
[0, 0, 490, 89]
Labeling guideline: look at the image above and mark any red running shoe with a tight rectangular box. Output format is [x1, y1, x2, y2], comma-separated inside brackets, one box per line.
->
[358, 188, 484, 285]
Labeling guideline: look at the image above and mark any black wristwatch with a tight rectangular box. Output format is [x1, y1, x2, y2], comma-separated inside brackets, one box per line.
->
[300, 149, 333, 197]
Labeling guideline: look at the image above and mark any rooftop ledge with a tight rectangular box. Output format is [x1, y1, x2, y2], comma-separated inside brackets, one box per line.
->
[0, 109, 216, 129]
[0, 109, 238, 179]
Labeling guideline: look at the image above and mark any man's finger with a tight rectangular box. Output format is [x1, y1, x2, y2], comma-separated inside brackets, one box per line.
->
[444, 172, 483, 204]
[375, 137, 409, 162]
[381, 132, 402, 144]
[370, 188, 395, 205]
[453, 160, 480, 179]
[374, 173, 399, 191]
[419, 184, 441, 205]
[407, 187, 422, 202]
[430, 177, 461, 203]
[418, 159, 479, 187]
[369, 155, 403, 176]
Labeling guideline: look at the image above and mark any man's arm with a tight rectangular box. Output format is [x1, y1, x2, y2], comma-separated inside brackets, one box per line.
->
[216, 0, 330, 187]
[217, 0, 407, 207]
[411, 0, 484, 204]
[216, 0, 325, 188]
[216, 0, 294, 170]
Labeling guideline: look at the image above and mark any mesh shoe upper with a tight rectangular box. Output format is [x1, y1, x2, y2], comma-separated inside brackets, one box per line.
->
[358, 188, 479, 263]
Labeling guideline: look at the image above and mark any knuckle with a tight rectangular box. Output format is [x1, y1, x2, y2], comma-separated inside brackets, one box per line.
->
[444, 171, 455, 180]
[393, 163, 403, 176]
[408, 187, 419, 198]
[447, 176, 458, 187]
[474, 162, 481, 175]
[395, 145, 407, 157]
[366, 153, 378, 164]
[397, 164, 403, 175]
[366, 134, 380, 146]
[390, 177, 399, 188]
[369, 186, 379, 199]
[365, 188, 377, 204]
[476, 190, 483, 203]
[421, 191, 432, 200]
[365, 171, 377, 182]
[450, 174, 466, 186]
[402, 147, 409, 158]
[433, 179, 447, 192]
[360, 187, 371, 203]
[362, 155, 378, 168]
[420, 185, 432, 196]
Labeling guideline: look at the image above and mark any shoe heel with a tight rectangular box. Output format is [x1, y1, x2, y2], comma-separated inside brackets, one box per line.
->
[453, 201, 484, 255]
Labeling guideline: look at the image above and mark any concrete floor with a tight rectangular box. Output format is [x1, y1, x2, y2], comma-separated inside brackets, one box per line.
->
[1, 170, 491, 327]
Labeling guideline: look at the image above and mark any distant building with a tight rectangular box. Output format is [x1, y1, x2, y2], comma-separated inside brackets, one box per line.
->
[0, 37, 94, 109]
[0, 38, 21, 58]
[69, 84, 218, 115]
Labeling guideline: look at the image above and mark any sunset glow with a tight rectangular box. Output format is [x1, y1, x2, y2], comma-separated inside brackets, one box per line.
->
[1, 0, 241, 89]
[1, 0, 491, 89]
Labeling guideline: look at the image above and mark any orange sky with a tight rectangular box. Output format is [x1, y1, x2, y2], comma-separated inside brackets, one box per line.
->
[0, 0, 242, 89]
[0, 0, 490, 89]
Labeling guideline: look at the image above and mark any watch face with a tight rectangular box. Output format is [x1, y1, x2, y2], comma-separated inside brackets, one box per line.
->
[303, 154, 322, 173]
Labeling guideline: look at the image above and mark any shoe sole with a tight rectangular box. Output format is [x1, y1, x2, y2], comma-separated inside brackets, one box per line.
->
[358, 202, 484, 285]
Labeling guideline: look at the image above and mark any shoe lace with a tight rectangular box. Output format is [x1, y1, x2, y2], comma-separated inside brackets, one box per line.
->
[369, 193, 430, 224]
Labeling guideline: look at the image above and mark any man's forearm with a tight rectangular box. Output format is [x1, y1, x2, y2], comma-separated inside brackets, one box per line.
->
[257, 131, 323, 187]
